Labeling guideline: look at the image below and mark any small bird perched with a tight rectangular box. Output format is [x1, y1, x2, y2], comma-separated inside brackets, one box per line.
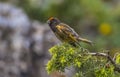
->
[47, 17, 93, 47]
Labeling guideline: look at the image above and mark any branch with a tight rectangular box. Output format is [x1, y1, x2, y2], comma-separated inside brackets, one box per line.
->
[88, 52, 120, 73]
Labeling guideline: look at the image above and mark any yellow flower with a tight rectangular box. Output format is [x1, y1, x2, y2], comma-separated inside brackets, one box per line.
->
[99, 23, 112, 36]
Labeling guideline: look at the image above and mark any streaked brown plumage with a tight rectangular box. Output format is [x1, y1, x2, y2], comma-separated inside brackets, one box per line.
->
[47, 17, 93, 47]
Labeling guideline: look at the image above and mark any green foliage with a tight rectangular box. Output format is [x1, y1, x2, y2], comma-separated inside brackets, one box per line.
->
[46, 43, 84, 74]
[116, 54, 120, 64]
[95, 65, 115, 77]
[46, 43, 120, 77]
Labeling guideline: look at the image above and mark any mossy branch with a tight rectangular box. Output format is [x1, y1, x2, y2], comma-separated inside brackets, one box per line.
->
[88, 52, 120, 73]
[46, 43, 120, 77]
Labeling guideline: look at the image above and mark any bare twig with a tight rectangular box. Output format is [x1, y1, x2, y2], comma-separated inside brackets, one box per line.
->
[113, 52, 119, 61]
[88, 52, 120, 73]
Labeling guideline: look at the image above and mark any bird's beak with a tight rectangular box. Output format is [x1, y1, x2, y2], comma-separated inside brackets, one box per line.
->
[47, 20, 50, 24]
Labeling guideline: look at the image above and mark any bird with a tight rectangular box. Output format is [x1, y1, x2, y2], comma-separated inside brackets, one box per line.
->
[47, 17, 93, 47]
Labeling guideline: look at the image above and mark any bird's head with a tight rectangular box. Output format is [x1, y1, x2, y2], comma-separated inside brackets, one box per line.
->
[47, 17, 60, 26]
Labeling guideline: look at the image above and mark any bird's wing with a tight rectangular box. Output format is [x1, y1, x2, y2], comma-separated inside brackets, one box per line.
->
[56, 23, 79, 42]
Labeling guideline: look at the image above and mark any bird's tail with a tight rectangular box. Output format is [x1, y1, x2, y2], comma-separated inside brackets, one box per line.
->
[78, 37, 93, 46]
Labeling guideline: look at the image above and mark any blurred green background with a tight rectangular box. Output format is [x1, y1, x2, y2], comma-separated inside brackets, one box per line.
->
[2, 0, 120, 62]
[0, 0, 120, 77]
[13, 0, 120, 50]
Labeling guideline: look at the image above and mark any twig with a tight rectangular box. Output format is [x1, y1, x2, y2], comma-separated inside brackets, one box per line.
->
[88, 52, 120, 73]
[113, 52, 119, 61]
